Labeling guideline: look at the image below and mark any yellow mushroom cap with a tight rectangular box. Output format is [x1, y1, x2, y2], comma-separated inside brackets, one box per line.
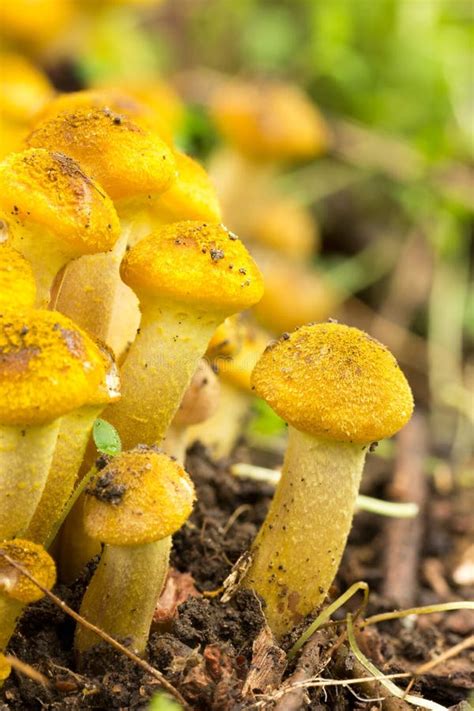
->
[0, 118, 27, 160]
[0, 310, 115, 425]
[0, 53, 54, 124]
[0, 149, 120, 255]
[121, 221, 264, 313]
[254, 259, 339, 334]
[83, 448, 195, 546]
[252, 198, 319, 259]
[154, 151, 222, 223]
[0, 243, 37, 310]
[34, 88, 172, 143]
[0, 653, 11, 683]
[251, 322, 414, 444]
[26, 108, 176, 201]
[110, 79, 184, 138]
[211, 81, 329, 160]
[0, 539, 56, 603]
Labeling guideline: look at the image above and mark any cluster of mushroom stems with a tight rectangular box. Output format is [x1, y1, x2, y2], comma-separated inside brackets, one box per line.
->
[0, 72, 414, 688]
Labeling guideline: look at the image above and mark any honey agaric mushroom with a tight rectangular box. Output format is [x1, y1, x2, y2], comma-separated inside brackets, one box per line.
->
[0, 539, 56, 657]
[104, 221, 264, 449]
[27, 107, 176, 356]
[0, 243, 37, 310]
[75, 448, 194, 656]
[0, 148, 120, 308]
[0, 310, 110, 540]
[162, 359, 220, 463]
[250, 197, 320, 261]
[0, 654, 10, 684]
[26, 342, 120, 546]
[242, 322, 414, 638]
[0, 0, 74, 50]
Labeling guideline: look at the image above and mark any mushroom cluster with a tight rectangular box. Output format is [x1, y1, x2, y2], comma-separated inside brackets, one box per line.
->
[0, 67, 415, 695]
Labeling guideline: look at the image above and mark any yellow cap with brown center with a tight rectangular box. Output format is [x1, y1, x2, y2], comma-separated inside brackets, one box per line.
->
[0, 244, 36, 310]
[0, 310, 113, 425]
[121, 221, 264, 313]
[26, 108, 176, 201]
[211, 80, 329, 160]
[0, 539, 55, 604]
[84, 448, 195, 546]
[252, 322, 414, 444]
[153, 151, 222, 224]
[0, 149, 119, 255]
[0, 52, 54, 125]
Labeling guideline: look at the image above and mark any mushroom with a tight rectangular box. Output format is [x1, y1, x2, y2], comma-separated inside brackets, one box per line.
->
[0, 309, 113, 540]
[26, 341, 121, 546]
[0, 243, 37, 310]
[0, 148, 120, 308]
[241, 322, 414, 638]
[249, 196, 320, 261]
[75, 447, 194, 656]
[0, 539, 56, 658]
[27, 106, 176, 357]
[162, 358, 220, 463]
[0, 0, 74, 52]
[0, 654, 10, 685]
[104, 220, 264, 449]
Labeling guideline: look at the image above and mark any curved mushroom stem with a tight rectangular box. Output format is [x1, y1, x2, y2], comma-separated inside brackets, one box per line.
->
[0, 421, 60, 539]
[105, 298, 223, 450]
[0, 596, 23, 652]
[26, 405, 103, 545]
[75, 537, 171, 657]
[242, 426, 368, 638]
[57, 492, 101, 583]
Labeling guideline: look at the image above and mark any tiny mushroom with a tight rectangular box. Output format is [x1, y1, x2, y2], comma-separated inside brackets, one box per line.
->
[104, 220, 264, 449]
[242, 322, 414, 638]
[0, 539, 56, 657]
[75, 447, 195, 656]
[0, 148, 120, 307]
[0, 310, 111, 540]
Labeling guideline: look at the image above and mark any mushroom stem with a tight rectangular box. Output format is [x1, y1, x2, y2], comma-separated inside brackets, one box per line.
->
[25, 406, 103, 545]
[0, 421, 60, 539]
[243, 427, 367, 638]
[75, 537, 171, 656]
[105, 299, 223, 449]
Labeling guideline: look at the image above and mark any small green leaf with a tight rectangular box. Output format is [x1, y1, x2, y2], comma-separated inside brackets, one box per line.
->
[148, 693, 183, 711]
[92, 419, 121, 456]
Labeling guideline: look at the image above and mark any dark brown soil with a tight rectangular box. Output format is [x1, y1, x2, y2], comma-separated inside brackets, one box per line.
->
[1, 442, 473, 710]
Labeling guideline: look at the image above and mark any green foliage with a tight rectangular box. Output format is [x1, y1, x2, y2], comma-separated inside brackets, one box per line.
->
[92, 419, 122, 457]
[250, 398, 286, 436]
[148, 693, 183, 711]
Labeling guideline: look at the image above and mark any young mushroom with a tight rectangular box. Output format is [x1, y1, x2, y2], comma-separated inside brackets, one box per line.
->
[241, 322, 414, 638]
[0, 539, 56, 658]
[0, 309, 111, 540]
[75, 447, 195, 656]
[104, 220, 264, 449]
[0, 148, 120, 308]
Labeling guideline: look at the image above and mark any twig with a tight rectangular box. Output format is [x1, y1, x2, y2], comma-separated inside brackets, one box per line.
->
[383, 414, 428, 607]
[273, 630, 327, 711]
[5, 655, 50, 687]
[0, 552, 189, 709]
[403, 634, 474, 697]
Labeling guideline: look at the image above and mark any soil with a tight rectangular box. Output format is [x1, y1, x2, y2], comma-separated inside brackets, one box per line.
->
[1, 441, 473, 710]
